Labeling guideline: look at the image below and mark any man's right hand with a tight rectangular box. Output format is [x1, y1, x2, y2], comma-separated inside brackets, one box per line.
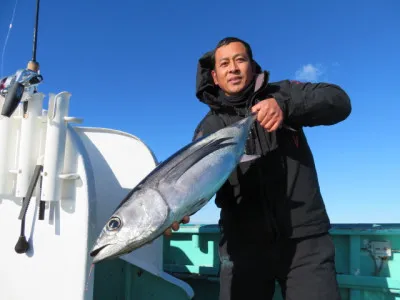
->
[163, 216, 190, 236]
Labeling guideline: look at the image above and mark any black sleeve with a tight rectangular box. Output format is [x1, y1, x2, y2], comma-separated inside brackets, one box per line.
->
[192, 112, 225, 141]
[273, 80, 352, 128]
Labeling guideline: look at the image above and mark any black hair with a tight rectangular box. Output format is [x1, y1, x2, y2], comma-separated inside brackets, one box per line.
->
[211, 37, 254, 69]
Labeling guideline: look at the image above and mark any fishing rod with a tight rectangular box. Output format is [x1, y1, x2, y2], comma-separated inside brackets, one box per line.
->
[10, 0, 46, 254]
[1, 0, 43, 118]
[30, 0, 40, 70]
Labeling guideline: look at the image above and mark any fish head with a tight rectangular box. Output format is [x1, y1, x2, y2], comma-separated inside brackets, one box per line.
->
[90, 187, 168, 263]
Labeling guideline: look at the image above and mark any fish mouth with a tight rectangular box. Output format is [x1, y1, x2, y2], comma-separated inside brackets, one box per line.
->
[90, 244, 110, 263]
[90, 243, 129, 264]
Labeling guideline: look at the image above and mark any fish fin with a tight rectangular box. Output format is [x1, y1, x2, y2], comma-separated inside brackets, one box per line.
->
[240, 154, 261, 163]
[162, 137, 236, 184]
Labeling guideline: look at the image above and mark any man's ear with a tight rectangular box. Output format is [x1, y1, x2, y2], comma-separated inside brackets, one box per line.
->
[211, 70, 219, 86]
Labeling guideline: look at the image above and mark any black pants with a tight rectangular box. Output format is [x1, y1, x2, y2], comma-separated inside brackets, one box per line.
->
[218, 232, 341, 300]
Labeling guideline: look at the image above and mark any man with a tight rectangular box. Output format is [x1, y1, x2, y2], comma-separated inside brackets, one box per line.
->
[166, 37, 351, 300]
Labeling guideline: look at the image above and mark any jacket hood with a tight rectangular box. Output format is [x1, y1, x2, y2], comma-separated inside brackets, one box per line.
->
[195, 50, 268, 110]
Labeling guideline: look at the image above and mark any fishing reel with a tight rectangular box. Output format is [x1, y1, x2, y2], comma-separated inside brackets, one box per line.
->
[0, 66, 43, 117]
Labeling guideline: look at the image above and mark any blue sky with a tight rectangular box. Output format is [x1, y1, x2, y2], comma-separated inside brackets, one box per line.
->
[1, 0, 399, 224]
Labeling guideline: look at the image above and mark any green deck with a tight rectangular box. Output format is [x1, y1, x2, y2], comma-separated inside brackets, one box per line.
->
[93, 224, 400, 299]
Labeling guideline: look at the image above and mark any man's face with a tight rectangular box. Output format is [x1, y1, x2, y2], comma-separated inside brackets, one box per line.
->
[211, 41, 254, 96]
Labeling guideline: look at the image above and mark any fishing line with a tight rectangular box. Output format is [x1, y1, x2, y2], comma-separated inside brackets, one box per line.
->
[1, 0, 19, 78]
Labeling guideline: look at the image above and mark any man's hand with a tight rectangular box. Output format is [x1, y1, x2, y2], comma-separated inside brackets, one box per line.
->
[251, 98, 283, 132]
[163, 216, 190, 237]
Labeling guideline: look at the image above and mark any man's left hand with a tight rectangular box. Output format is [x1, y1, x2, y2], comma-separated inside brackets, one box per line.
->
[251, 98, 283, 132]
[163, 216, 190, 237]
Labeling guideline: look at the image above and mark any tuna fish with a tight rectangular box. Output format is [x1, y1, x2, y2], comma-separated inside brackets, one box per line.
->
[90, 113, 259, 263]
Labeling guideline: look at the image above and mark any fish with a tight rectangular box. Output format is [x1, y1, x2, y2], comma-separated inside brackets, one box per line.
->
[89, 113, 259, 263]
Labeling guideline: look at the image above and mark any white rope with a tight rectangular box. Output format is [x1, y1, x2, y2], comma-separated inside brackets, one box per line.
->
[1, 0, 19, 78]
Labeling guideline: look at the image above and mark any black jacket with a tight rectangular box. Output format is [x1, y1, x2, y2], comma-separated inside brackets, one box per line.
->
[193, 51, 352, 242]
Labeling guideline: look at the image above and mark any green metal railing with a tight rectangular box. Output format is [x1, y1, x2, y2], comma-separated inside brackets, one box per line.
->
[93, 223, 400, 300]
[164, 224, 400, 300]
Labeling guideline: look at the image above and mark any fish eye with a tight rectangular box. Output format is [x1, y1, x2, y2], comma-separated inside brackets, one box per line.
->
[107, 216, 122, 231]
